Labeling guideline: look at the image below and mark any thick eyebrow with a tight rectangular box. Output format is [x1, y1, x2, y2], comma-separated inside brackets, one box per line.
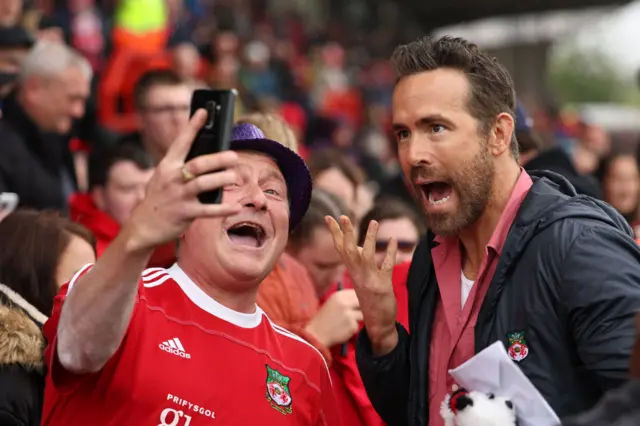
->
[392, 114, 454, 131]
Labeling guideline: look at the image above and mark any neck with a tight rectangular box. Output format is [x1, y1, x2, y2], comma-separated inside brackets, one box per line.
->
[458, 161, 520, 278]
[177, 256, 259, 314]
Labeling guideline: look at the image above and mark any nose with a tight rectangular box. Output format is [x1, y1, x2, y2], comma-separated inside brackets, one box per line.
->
[243, 183, 268, 211]
[404, 136, 433, 168]
[71, 100, 86, 119]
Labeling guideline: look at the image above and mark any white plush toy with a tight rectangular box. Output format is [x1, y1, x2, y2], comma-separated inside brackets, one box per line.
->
[440, 387, 517, 426]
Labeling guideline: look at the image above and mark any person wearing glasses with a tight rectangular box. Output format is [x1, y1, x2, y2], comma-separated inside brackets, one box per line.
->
[118, 69, 192, 164]
[358, 197, 426, 268]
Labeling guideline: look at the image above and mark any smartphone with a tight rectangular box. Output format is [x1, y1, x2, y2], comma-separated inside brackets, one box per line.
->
[0, 192, 18, 219]
[186, 89, 238, 204]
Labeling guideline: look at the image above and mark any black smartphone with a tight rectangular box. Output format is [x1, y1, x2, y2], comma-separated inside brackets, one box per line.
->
[186, 89, 238, 204]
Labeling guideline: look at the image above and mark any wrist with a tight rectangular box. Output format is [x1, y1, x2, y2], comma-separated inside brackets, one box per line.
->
[368, 326, 399, 356]
[304, 322, 331, 348]
[119, 222, 156, 258]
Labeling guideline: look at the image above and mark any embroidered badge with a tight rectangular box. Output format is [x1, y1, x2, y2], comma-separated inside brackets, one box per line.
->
[265, 365, 293, 414]
[507, 331, 529, 362]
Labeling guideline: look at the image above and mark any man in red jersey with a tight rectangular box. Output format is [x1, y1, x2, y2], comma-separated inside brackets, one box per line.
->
[41, 111, 340, 426]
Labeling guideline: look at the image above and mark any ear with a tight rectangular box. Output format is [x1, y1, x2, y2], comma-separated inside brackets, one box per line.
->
[488, 112, 515, 157]
[91, 186, 107, 211]
[20, 75, 42, 102]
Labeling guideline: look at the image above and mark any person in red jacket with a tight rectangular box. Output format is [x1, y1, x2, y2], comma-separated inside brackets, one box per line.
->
[320, 262, 411, 426]
[69, 143, 175, 267]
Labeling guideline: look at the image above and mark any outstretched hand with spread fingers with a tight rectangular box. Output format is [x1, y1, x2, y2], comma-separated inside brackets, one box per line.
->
[126, 109, 241, 252]
[326, 215, 400, 355]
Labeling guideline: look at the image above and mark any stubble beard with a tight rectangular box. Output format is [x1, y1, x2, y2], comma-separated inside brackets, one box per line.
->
[417, 145, 495, 237]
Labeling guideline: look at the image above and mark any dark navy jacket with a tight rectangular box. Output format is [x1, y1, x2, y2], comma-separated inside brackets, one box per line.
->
[356, 171, 640, 426]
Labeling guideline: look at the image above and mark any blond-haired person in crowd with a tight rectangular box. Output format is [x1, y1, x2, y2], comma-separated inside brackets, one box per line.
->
[239, 112, 363, 365]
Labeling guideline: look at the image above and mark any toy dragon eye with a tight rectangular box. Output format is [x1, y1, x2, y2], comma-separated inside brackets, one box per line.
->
[488, 393, 495, 399]
[505, 400, 514, 410]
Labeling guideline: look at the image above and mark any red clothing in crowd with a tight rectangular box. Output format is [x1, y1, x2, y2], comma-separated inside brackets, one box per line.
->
[428, 170, 533, 426]
[42, 265, 340, 426]
[257, 253, 332, 362]
[319, 262, 411, 426]
[69, 193, 176, 268]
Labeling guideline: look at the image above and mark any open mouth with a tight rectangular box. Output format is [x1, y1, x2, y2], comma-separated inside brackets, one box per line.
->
[226, 222, 266, 248]
[421, 182, 453, 206]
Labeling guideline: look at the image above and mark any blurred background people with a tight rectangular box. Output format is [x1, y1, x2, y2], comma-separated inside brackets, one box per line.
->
[0, 41, 91, 211]
[307, 148, 371, 222]
[0, 25, 33, 100]
[3, 1, 640, 424]
[358, 197, 426, 267]
[0, 209, 95, 426]
[118, 69, 191, 163]
[69, 143, 153, 256]
[597, 152, 640, 234]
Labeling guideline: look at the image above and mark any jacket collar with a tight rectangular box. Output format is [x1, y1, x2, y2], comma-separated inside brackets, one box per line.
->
[0, 284, 47, 371]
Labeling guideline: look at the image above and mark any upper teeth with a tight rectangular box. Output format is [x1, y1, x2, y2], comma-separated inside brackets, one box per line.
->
[428, 193, 451, 205]
[235, 222, 263, 234]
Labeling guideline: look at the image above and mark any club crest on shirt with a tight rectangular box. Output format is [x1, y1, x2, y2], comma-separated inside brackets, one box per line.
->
[265, 365, 293, 414]
[507, 331, 529, 362]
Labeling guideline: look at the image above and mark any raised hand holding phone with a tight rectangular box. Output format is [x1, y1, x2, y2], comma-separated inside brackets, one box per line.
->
[126, 109, 241, 252]
[185, 89, 238, 204]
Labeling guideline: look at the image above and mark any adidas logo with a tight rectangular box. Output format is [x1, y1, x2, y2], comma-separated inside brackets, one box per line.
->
[159, 337, 191, 359]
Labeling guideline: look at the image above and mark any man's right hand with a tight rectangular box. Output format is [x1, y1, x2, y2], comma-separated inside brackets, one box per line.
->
[326, 216, 399, 355]
[126, 109, 242, 252]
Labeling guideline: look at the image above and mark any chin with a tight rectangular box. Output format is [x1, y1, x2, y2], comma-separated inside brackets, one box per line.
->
[223, 255, 275, 284]
[228, 265, 270, 283]
[222, 245, 279, 281]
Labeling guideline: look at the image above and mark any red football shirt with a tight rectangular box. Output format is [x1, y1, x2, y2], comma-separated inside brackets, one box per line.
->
[42, 264, 341, 426]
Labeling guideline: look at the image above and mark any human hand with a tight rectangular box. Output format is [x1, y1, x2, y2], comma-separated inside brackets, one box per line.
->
[305, 289, 363, 348]
[326, 216, 399, 355]
[126, 109, 241, 251]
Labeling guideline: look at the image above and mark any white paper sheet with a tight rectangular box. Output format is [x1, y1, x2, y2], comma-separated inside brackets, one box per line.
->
[448, 340, 561, 426]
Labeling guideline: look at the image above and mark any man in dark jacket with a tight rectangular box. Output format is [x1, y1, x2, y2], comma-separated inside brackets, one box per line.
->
[0, 41, 91, 212]
[327, 35, 640, 426]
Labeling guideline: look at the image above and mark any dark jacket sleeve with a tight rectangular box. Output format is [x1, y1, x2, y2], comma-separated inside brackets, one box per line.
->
[356, 322, 410, 426]
[562, 226, 640, 391]
[562, 379, 640, 426]
[0, 366, 42, 426]
[0, 410, 25, 426]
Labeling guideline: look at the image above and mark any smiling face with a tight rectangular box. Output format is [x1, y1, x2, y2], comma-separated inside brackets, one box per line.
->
[392, 69, 495, 236]
[182, 151, 290, 286]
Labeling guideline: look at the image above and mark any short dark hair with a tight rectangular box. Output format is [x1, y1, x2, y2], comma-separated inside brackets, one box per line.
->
[89, 143, 153, 190]
[0, 210, 96, 315]
[288, 189, 351, 250]
[133, 69, 185, 111]
[391, 36, 518, 159]
[307, 148, 365, 188]
[358, 197, 426, 245]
